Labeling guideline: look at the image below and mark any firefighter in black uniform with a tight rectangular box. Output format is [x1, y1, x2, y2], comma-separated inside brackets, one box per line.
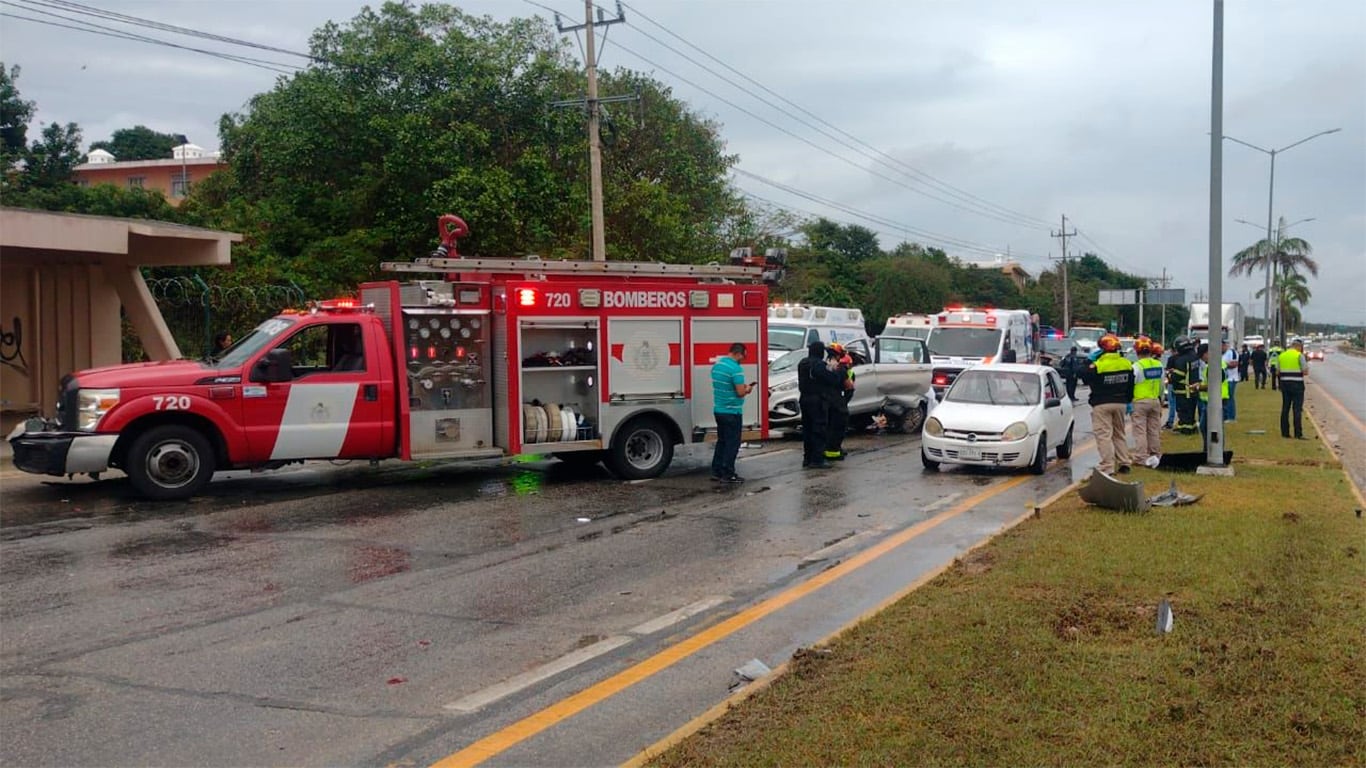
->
[1167, 336, 1201, 433]
[823, 343, 855, 461]
[797, 341, 840, 469]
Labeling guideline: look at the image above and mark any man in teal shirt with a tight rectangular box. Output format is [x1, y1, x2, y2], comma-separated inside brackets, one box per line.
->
[711, 343, 755, 483]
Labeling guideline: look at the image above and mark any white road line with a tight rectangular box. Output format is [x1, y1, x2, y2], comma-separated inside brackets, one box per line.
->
[628, 596, 731, 636]
[443, 635, 633, 714]
[922, 492, 965, 513]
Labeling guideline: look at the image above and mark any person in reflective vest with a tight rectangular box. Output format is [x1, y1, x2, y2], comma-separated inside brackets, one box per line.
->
[1130, 337, 1164, 466]
[1268, 343, 1284, 390]
[1195, 342, 1228, 441]
[1277, 338, 1308, 439]
[1166, 336, 1200, 434]
[823, 343, 855, 461]
[1082, 334, 1134, 475]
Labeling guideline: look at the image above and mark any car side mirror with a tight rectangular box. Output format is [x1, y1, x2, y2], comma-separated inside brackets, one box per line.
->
[1045, 398, 1062, 409]
[252, 348, 294, 383]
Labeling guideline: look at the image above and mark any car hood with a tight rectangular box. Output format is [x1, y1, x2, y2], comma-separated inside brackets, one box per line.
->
[931, 401, 1039, 431]
[72, 359, 235, 388]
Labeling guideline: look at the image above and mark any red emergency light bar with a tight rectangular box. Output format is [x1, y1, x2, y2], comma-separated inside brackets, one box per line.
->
[317, 297, 363, 312]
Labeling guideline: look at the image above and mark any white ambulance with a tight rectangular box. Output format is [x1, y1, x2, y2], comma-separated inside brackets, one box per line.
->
[766, 304, 866, 363]
[924, 307, 1035, 396]
[883, 313, 935, 342]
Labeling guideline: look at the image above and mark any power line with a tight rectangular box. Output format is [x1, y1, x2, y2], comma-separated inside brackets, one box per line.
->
[618, 0, 1051, 230]
[0, 6, 301, 74]
[609, 38, 1050, 232]
[735, 168, 1045, 261]
[16, 0, 316, 61]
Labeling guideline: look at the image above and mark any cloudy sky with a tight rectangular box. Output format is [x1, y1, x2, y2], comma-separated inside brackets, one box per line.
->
[3, 0, 1363, 325]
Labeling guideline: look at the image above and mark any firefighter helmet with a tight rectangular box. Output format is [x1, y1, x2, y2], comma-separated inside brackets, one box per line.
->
[1151, 342, 1164, 357]
[1135, 336, 1153, 354]
[1098, 334, 1122, 353]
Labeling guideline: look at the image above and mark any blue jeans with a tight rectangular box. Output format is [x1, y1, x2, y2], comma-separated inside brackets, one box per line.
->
[1224, 380, 1237, 421]
[712, 412, 742, 478]
[1164, 383, 1176, 427]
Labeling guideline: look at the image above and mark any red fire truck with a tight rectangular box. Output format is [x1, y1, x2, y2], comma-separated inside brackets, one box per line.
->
[8, 219, 772, 499]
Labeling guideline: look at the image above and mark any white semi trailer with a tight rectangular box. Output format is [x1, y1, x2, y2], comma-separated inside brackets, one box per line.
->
[1188, 302, 1245, 348]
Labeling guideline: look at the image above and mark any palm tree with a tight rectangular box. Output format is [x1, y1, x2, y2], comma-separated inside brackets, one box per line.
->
[1232, 216, 1317, 342]
[1229, 216, 1319, 280]
[1256, 270, 1311, 339]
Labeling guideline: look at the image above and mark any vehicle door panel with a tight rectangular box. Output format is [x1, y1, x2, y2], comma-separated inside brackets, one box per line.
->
[242, 321, 389, 462]
[1043, 371, 1067, 444]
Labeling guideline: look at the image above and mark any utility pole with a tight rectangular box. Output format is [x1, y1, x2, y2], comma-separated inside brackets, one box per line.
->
[555, 1, 626, 261]
[1050, 214, 1077, 332]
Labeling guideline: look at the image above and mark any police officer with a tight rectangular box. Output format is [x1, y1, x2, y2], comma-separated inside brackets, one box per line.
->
[1082, 333, 1134, 475]
[1130, 337, 1164, 466]
[1268, 342, 1283, 390]
[1060, 346, 1083, 401]
[797, 341, 840, 469]
[1277, 338, 1309, 439]
[823, 343, 855, 461]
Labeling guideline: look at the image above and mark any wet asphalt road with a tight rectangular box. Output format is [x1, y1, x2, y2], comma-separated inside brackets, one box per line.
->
[1, 420, 1097, 767]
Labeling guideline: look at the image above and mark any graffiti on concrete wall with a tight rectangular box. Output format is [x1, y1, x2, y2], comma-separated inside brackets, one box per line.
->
[1, 316, 28, 377]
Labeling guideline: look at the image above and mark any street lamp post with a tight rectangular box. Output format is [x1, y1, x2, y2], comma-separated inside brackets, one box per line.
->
[1224, 128, 1340, 345]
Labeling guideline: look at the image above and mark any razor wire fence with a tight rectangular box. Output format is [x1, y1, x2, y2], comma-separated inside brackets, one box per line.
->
[122, 275, 306, 362]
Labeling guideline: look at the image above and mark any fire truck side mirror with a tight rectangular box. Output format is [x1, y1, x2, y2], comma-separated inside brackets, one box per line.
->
[252, 348, 294, 383]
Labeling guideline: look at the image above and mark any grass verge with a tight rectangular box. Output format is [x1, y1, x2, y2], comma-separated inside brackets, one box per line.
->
[648, 385, 1365, 767]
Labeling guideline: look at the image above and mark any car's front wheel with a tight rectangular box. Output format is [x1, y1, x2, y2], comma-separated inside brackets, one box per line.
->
[1056, 423, 1074, 459]
[126, 424, 216, 500]
[921, 448, 940, 471]
[1029, 432, 1048, 475]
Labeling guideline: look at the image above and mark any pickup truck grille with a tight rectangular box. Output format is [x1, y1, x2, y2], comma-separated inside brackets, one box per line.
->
[55, 375, 79, 431]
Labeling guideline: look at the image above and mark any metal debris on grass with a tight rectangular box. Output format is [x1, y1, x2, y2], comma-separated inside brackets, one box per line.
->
[1149, 479, 1203, 507]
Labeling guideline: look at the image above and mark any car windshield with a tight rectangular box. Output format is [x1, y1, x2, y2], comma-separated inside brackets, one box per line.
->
[1070, 328, 1106, 344]
[884, 326, 929, 341]
[215, 316, 299, 368]
[926, 327, 1002, 357]
[770, 347, 806, 373]
[768, 325, 807, 353]
[946, 370, 1041, 406]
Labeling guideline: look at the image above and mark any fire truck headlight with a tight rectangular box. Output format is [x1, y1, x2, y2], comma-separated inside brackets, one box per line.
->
[77, 389, 121, 431]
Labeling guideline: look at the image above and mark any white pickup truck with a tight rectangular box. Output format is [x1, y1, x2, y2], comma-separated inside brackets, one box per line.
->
[766, 336, 933, 434]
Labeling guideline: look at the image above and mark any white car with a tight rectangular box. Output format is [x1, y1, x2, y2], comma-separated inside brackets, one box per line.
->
[921, 364, 1075, 474]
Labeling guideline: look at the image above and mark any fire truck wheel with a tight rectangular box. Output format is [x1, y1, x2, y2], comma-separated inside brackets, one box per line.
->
[126, 425, 216, 500]
[606, 418, 674, 480]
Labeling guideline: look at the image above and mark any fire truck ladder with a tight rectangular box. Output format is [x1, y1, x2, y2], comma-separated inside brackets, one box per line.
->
[380, 257, 764, 280]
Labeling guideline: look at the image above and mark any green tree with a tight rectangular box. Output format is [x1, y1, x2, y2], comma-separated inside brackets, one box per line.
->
[204, 2, 740, 296]
[20, 120, 83, 189]
[1, 63, 32, 175]
[1257, 270, 1311, 338]
[1230, 217, 1319, 281]
[89, 125, 188, 161]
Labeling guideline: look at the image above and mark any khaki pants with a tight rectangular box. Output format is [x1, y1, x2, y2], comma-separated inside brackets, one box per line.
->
[1130, 398, 1163, 461]
[1092, 402, 1131, 474]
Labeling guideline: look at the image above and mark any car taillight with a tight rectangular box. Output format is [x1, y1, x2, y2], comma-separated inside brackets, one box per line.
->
[933, 373, 949, 386]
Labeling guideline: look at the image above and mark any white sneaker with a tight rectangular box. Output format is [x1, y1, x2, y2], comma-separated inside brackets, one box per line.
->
[1144, 455, 1161, 469]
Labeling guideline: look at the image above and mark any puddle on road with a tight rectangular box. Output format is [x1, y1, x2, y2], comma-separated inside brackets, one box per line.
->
[0, 547, 77, 584]
[110, 530, 236, 559]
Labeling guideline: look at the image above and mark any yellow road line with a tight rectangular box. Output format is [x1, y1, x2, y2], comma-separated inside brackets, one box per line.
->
[624, 445, 1096, 767]
[431, 474, 1032, 768]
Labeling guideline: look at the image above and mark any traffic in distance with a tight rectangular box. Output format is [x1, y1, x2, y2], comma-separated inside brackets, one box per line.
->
[9, 213, 1330, 499]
